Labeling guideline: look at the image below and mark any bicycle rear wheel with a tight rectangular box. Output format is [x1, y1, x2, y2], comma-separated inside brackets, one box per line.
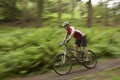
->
[82, 50, 97, 69]
[52, 53, 72, 75]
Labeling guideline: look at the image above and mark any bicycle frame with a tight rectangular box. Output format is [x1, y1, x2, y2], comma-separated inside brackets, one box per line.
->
[62, 43, 82, 63]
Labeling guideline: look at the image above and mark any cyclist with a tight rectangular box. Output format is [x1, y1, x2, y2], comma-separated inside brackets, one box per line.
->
[61, 22, 89, 61]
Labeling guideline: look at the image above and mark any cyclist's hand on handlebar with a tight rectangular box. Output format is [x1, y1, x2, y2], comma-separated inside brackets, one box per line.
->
[65, 38, 70, 43]
[59, 38, 70, 46]
[59, 42, 64, 46]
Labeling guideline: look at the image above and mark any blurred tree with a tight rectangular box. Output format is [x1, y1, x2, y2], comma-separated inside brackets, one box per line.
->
[0, 0, 21, 21]
[0, 0, 119, 27]
[87, 0, 92, 28]
[37, 0, 44, 27]
[15, 0, 37, 27]
[21, 0, 29, 22]
[58, 0, 62, 21]
[110, 2, 120, 25]
[70, 0, 77, 19]
[93, 0, 120, 26]
[78, 2, 87, 22]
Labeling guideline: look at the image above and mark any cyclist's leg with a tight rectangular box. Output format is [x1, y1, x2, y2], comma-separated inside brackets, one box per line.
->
[74, 44, 78, 57]
[81, 36, 90, 60]
[74, 40, 80, 57]
[81, 36, 90, 61]
[81, 47, 89, 57]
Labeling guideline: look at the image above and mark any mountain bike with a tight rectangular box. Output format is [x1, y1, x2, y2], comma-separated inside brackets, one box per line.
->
[51, 41, 97, 75]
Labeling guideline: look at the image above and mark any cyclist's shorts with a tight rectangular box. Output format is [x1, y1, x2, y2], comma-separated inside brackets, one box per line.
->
[75, 36, 87, 47]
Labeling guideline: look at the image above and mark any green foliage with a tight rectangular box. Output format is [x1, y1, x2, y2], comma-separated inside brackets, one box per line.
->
[93, 1, 120, 26]
[0, 27, 120, 79]
[85, 27, 120, 57]
[0, 27, 62, 78]
[0, 0, 21, 21]
[0, 0, 119, 28]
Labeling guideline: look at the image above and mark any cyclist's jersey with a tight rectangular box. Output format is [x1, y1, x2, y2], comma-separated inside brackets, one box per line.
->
[66, 26, 85, 40]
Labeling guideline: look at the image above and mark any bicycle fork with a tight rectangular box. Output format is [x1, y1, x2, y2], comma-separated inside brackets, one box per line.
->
[61, 48, 67, 64]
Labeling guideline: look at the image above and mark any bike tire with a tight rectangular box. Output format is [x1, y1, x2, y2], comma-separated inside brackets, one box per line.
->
[52, 53, 72, 75]
[82, 50, 97, 69]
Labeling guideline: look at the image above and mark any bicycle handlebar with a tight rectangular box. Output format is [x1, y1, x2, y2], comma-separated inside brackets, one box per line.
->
[59, 41, 68, 47]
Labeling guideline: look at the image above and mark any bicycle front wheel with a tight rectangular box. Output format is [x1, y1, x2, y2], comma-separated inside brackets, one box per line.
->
[52, 53, 72, 75]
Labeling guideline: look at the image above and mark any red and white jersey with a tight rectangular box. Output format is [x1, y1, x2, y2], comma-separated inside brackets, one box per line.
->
[66, 26, 85, 40]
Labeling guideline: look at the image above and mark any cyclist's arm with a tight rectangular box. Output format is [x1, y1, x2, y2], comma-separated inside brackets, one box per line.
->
[63, 32, 68, 43]
[68, 27, 75, 40]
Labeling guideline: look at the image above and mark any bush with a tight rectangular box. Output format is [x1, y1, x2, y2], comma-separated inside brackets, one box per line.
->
[0, 26, 120, 78]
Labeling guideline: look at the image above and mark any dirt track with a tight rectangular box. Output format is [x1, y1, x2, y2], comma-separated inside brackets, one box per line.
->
[10, 58, 120, 80]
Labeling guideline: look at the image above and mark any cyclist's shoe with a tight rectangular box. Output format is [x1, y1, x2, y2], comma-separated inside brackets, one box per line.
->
[84, 57, 90, 62]
[59, 42, 64, 46]
[71, 57, 76, 61]
[71, 57, 81, 62]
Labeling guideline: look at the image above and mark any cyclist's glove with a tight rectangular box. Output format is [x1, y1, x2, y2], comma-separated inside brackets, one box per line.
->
[65, 38, 70, 43]
[59, 42, 64, 46]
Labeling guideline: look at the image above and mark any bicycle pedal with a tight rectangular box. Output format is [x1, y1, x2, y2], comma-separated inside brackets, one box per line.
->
[71, 58, 76, 61]
[79, 60, 84, 63]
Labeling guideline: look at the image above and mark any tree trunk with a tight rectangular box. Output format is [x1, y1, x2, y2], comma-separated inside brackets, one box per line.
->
[58, 0, 62, 21]
[22, 0, 28, 22]
[37, 0, 44, 27]
[20, 0, 29, 27]
[71, 0, 77, 19]
[87, 0, 92, 28]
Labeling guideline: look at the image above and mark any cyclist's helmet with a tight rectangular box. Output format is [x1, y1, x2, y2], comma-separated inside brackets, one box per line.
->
[62, 22, 70, 27]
